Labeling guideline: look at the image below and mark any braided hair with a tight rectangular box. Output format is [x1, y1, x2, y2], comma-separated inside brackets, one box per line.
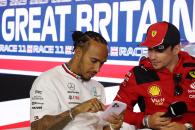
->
[72, 31, 107, 51]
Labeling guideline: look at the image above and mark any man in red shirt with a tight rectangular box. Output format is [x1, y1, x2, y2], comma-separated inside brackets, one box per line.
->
[114, 21, 195, 130]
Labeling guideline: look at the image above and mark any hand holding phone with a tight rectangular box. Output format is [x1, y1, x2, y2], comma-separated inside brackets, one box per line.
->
[101, 101, 127, 120]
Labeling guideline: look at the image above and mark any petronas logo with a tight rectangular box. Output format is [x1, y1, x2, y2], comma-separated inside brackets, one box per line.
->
[152, 30, 157, 37]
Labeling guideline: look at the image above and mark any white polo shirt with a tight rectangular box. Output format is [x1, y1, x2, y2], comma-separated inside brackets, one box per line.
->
[30, 64, 107, 130]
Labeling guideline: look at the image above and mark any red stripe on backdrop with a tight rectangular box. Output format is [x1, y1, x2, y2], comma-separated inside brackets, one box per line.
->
[0, 121, 30, 129]
[0, 59, 133, 78]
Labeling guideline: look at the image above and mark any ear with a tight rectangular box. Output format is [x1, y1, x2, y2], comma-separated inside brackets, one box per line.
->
[173, 44, 181, 55]
[74, 47, 82, 58]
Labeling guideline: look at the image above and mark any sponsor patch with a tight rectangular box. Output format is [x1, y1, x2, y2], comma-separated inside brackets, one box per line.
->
[148, 85, 161, 97]
[190, 82, 195, 89]
[186, 70, 195, 79]
[148, 85, 165, 105]
[34, 116, 39, 121]
[32, 106, 42, 109]
[32, 102, 44, 105]
[189, 71, 195, 78]
[67, 82, 75, 90]
[151, 30, 157, 37]
[151, 97, 165, 106]
[35, 90, 42, 94]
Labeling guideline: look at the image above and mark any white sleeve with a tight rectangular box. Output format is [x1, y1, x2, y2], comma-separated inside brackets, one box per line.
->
[30, 75, 60, 122]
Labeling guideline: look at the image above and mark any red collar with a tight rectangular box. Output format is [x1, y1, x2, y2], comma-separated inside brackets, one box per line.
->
[62, 64, 81, 79]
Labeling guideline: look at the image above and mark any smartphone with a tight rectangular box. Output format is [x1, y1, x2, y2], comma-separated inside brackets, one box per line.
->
[101, 101, 127, 119]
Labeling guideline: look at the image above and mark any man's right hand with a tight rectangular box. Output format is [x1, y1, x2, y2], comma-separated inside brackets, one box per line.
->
[72, 98, 105, 117]
[31, 98, 105, 130]
[148, 112, 171, 130]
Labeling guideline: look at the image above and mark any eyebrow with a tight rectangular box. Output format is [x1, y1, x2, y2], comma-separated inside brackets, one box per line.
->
[91, 57, 107, 63]
[148, 47, 166, 53]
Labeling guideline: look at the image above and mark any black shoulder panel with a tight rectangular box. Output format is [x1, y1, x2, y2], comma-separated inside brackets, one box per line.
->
[183, 63, 195, 68]
[138, 96, 145, 112]
[183, 61, 195, 80]
[133, 66, 160, 85]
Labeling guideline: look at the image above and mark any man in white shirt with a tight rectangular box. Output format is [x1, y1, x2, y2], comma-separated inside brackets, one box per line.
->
[30, 31, 124, 130]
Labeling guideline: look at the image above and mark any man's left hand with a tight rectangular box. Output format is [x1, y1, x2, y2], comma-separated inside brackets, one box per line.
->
[105, 112, 124, 130]
[160, 122, 186, 130]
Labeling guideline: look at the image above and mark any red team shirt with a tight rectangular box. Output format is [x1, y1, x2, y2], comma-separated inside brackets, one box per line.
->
[115, 51, 195, 128]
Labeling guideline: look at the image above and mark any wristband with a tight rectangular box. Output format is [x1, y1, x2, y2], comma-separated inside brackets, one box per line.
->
[184, 123, 193, 130]
[69, 109, 74, 120]
[109, 124, 115, 130]
[142, 115, 150, 128]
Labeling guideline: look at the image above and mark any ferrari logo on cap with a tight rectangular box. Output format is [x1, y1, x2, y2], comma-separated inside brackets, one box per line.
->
[151, 30, 157, 37]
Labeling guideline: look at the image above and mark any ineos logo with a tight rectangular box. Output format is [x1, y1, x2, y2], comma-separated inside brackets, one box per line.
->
[67, 82, 75, 90]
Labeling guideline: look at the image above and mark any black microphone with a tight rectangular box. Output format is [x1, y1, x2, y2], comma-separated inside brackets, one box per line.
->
[161, 101, 188, 118]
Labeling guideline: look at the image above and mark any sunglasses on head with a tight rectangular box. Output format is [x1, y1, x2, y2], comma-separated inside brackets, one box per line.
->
[174, 74, 183, 96]
[151, 44, 171, 53]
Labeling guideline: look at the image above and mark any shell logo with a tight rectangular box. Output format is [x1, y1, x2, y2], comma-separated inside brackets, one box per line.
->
[148, 85, 161, 97]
